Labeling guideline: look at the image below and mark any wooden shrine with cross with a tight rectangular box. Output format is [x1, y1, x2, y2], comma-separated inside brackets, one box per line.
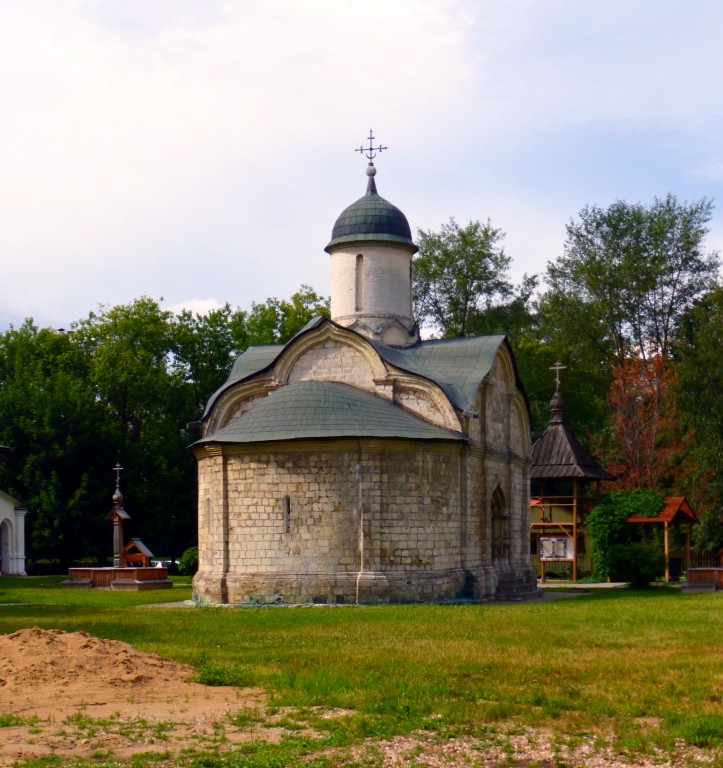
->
[63, 465, 172, 591]
[529, 363, 613, 581]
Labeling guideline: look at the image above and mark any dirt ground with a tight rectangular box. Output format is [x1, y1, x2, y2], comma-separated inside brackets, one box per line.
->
[0, 627, 716, 768]
[0, 626, 275, 765]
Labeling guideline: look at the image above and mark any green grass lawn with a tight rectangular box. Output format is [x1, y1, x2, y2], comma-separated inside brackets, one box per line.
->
[0, 577, 721, 767]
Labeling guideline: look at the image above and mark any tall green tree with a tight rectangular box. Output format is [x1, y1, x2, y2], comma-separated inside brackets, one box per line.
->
[532, 291, 614, 437]
[245, 285, 330, 345]
[413, 218, 526, 338]
[172, 304, 245, 414]
[72, 298, 198, 558]
[673, 286, 723, 551]
[0, 322, 119, 563]
[537, 195, 720, 447]
[546, 195, 719, 362]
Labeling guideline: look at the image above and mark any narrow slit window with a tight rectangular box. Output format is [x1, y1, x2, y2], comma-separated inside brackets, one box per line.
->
[409, 261, 413, 313]
[355, 254, 364, 311]
[283, 495, 291, 534]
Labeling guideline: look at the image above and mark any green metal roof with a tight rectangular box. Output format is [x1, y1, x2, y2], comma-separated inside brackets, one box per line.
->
[325, 166, 417, 253]
[369, 335, 506, 414]
[201, 318, 518, 420]
[197, 381, 466, 446]
[228, 344, 285, 381]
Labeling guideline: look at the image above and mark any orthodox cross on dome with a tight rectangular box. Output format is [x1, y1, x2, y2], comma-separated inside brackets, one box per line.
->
[550, 361, 566, 393]
[354, 129, 387, 164]
[113, 462, 123, 488]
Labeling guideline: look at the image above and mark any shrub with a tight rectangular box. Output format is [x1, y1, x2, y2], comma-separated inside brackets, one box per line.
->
[587, 490, 665, 580]
[607, 543, 665, 587]
[178, 545, 198, 576]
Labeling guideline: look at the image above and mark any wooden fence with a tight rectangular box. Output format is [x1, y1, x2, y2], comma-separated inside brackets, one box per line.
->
[689, 551, 722, 568]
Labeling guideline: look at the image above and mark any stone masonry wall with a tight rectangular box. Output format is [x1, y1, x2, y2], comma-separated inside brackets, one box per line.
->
[287, 340, 377, 392]
[193, 440, 468, 604]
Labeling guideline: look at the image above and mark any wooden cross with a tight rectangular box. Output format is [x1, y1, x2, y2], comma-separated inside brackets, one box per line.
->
[550, 361, 566, 391]
[354, 129, 388, 162]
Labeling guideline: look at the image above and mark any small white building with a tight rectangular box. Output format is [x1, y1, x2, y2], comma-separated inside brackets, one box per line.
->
[0, 489, 27, 576]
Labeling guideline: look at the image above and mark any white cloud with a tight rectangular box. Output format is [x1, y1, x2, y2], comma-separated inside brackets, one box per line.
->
[166, 297, 225, 317]
[0, 0, 720, 329]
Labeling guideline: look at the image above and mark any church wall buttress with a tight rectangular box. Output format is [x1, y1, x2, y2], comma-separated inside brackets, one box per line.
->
[193, 448, 229, 604]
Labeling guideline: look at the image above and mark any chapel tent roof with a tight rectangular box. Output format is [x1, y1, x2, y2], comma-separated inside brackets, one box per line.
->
[196, 380, 467, 446]
[530, 392, 613, 481]
[324, 164, 417, 253]
[201, 317, 523, 419]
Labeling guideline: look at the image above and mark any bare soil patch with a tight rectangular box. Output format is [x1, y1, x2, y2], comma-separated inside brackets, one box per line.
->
[0, 627, 273, 764]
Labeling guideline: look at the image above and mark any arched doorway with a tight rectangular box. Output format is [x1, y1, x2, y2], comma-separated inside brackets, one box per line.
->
[1, 519, 12, 575]
[491, 485, 509, 565]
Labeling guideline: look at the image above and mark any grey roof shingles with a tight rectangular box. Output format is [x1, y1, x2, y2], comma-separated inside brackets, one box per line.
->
[197, 380, 467, 446]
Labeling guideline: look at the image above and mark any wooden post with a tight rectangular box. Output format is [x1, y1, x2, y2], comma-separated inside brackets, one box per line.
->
[664, 521, 670, 583]
[572, 479, 578, 583]
[112, 516, 123, 568]
[685, 522, 691, 572]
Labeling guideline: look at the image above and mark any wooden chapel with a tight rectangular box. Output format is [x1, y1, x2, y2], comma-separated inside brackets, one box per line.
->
[529, 363, 613, 581]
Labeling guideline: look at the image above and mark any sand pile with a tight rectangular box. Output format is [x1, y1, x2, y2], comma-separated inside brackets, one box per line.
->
[0, 626, 195, 691]
[0, 627, 263, 765]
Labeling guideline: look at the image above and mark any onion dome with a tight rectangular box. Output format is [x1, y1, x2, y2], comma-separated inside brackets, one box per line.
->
[549, 391, 565, 423]
[325, 165, 417, 253]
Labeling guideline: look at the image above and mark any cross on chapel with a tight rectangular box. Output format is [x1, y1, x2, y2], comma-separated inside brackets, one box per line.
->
[354, 129, 387, 163]
[550, 360, 566, 393]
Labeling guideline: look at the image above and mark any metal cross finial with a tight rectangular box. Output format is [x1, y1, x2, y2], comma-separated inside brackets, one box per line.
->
[113, 462, 124, 487]
[550, 361, 566, 392]
[354, 129, 387, 163]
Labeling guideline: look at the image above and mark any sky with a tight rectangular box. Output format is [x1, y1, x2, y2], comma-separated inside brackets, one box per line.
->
[1, 0, 722, 330]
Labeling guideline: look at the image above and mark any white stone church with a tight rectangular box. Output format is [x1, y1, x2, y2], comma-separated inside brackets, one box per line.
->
[192, 157, 539, 604]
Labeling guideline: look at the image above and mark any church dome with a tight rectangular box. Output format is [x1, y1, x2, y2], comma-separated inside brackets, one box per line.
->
[325, 165, 417, 253]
